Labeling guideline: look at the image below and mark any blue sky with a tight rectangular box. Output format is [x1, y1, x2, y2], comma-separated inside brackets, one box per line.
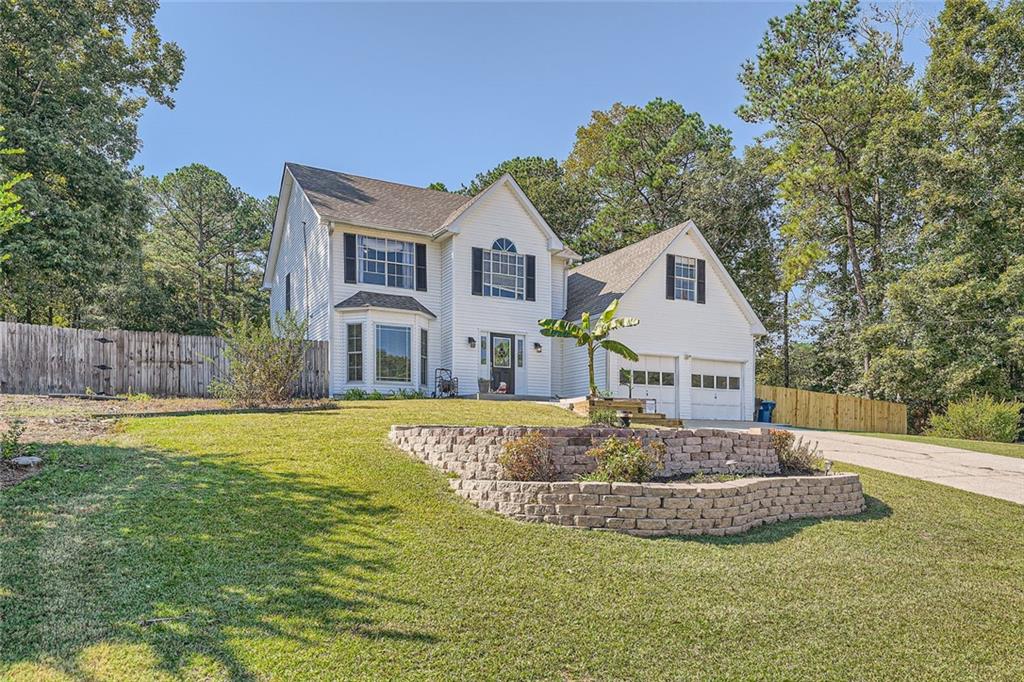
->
[137, 2, 941, 199]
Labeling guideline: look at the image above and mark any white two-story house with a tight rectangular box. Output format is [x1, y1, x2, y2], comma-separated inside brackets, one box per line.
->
[264, 162, 766, 420]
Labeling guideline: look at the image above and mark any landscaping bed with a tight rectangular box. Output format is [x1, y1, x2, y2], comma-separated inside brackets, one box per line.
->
[390, 424, 866, 537]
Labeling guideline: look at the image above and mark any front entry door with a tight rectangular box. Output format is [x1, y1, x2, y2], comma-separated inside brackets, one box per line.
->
[489, 333, 515, 394]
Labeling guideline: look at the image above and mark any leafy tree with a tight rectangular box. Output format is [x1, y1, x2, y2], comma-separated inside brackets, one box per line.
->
[538, 299, 639, 397]
[0, 0, 184, 324]
[565, 99, 732, 255]
[0, 127, 29, 283]
[738, 0, 919, 390]
[461, 156, 592, 248]
[863, 0, 1024, 422]
[426, 181, 449, 192]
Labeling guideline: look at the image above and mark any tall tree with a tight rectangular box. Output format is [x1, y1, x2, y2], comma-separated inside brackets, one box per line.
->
[0, 0, 184, 324]
[864, 0, 1024, 422]
[87, 165, 275, 335]
[0, 127, 29, 287]
[737, 0, 919, 386]
[460, 156, 593, 248]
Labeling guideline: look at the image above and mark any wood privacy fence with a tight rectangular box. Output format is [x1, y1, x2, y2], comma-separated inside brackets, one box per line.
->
[0, 321, 329, 398]
[756, 384, 907, 434]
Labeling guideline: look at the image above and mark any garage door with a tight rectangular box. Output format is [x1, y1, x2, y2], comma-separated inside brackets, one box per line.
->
[690, 359, 743, 420]
[616, 355, 678, 418]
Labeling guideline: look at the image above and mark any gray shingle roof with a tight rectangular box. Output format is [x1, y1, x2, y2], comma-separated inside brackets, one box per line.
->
[334, 291, 436, 317]
[286, 162, 471, 234]
[564, 225, 685, 320]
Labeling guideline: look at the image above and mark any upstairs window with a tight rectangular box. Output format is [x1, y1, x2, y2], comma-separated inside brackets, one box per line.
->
[483, 238, 525, 300]
[673, 256, 697, 301]
[358, 235, 414, 289]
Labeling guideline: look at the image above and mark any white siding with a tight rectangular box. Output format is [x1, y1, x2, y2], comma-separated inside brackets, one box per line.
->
[549, 256, 567, 396]
[609, 229, 758, 419]
[448, 184, 557, 396]
[269, 181, 330, 342]
[561, 342, 607, 398]
[439, 237, 454, 377]
[328, 225, 443, 395]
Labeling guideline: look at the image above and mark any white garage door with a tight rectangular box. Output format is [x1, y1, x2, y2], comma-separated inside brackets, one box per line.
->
[690, 359, 743, 420]
[616, 355, 678, 418]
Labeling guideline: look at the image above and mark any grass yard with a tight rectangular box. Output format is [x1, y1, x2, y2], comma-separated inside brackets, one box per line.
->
[2, 400, 1022, 680]
[860, 431, 1024, 460]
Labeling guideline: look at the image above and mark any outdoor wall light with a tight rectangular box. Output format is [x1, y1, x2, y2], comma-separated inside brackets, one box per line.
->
[468, 337, 477, 348]
[533, 342, 543, 352]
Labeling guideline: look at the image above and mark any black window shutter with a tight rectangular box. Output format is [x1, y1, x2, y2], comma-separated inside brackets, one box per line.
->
[697, 258, 706, 304]
[471, 247, 483, 295]
[415, 243, 427, 291]
[343, 233, 357, 284]
[666, 255, 675, 300]
[525, 255, 536, 301]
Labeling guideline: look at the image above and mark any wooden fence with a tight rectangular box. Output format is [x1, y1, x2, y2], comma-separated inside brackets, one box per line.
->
[0, 321, 329, 398]
[756, 384, 907, 434]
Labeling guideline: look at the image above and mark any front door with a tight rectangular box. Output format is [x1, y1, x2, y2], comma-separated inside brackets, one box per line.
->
[489, 333, 515, 394]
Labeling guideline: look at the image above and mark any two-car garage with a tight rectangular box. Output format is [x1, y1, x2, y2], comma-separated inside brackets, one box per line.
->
[614, 355, 747, 421]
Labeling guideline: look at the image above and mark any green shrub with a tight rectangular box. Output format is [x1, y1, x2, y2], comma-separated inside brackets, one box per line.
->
[589, 407, 620, 427]
[1, 418, 26, 459]
[389, 388, 425, 400]
[769, 429, 824, 474]
[928, 395, 1022, 443]
[343, 388, 368, 400]
[583, 436, 665, 483]
[210, 313, 309, 407]
[498, 431, 554, 481]
[367, 390, 386, 400]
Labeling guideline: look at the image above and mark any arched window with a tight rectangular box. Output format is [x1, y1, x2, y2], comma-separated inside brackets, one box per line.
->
[483, 238, 525, 299]
[492, 238, 517, 253]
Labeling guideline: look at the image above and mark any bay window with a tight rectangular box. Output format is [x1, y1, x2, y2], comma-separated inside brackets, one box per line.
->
[376, 324, 411, 382]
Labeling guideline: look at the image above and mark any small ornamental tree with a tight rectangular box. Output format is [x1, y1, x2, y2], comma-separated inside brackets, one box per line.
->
[539, 298, 639, 397]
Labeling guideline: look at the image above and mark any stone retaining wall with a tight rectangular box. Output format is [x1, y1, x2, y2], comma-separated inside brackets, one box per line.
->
[448, 475, 865, 537]
[389, 425, 779, 480]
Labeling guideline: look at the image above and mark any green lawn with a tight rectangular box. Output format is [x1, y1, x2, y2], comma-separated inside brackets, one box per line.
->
[2, 400, 1022, 680]
[860, 432, 1024, 460]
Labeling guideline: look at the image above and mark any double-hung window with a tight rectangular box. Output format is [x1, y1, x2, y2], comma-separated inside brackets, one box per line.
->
[483, 238, 525, 300]
[376, 325, 411, 382]
[346, 323, 363, 382]
[673, 256, 697, 301]
[358, 236, 414, 289]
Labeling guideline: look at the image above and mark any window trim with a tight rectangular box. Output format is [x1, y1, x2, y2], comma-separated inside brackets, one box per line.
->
[420, 328, 428, 386]
[672, 255, 697, 301]
[375, 324, 412, 383]
[357, 235, 415, 289]
[346, 323, 363, 383]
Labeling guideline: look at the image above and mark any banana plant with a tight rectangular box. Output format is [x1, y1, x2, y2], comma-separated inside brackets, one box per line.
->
[539, 298, 639, 397]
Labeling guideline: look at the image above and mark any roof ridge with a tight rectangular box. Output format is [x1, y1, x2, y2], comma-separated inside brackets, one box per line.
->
[285, 161, 469, 201]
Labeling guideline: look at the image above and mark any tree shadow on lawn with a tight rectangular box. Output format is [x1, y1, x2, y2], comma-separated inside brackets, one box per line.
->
[0, 442, 435, 680]
[660, 494, 893, 546]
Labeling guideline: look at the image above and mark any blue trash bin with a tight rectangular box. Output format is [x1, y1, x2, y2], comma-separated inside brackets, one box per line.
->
[757, 400, 776, 423]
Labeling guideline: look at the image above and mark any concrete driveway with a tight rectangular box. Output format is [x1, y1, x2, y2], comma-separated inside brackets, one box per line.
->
[790, 430, 1024, 505]
[685, 421, 1024, 505]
